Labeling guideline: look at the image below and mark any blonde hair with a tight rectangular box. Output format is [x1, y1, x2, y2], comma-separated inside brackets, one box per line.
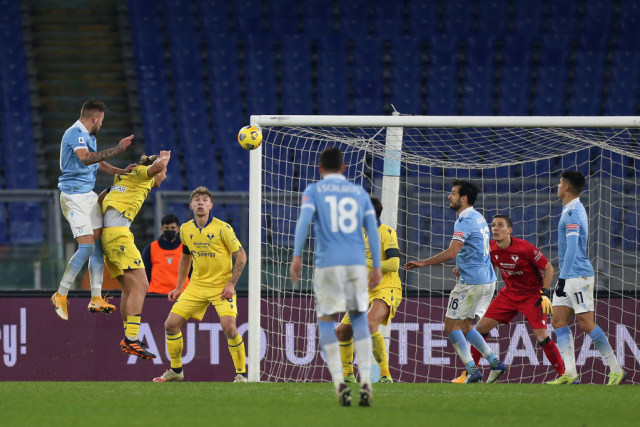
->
[139, 154, 159, 166]
[190, 186, 213, 201]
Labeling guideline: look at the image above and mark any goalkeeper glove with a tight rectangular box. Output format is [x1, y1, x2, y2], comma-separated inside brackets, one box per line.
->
[535, 288, 553, 315]
[554, 278, 566, 297]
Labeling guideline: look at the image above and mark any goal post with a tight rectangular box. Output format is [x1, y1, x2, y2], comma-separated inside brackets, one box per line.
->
[247, 115, 640, 384]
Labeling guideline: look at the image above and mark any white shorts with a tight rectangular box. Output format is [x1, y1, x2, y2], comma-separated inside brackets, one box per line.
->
[313, 265, 369, 317]
[60, 191, 103, 238]
[552, 276, 595, 314]
[446, 282, 496, 320]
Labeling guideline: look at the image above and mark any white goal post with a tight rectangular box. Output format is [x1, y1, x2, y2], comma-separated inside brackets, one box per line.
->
[247, 115, 640, 384]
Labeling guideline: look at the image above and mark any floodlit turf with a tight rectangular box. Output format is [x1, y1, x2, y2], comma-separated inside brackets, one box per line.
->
[0, 382, 637, 426]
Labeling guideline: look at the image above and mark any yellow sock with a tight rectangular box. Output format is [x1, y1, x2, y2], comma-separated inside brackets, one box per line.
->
[372, 331, 390, 378]
[125, 315, 141, 340]
[339, 338, 354, 376]
[166, 331, 183, 369]
[227, 334, 246, 374]
[123, 320, 127, 333]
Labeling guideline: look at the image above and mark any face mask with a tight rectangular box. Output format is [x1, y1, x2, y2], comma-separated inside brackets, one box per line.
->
[163, 230, 177, 241]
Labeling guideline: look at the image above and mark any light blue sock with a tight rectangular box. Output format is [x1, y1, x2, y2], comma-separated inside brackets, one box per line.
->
[589, 326, 622, 373]
[58, 244, 95, 295]
[449, 329, 477, 374]
[555, 326, 578, 377]
[466, 328, 499, 368]
[88, 237, 104, 297]
[349, 311, 373, 385]
[318, 320, 342, 387]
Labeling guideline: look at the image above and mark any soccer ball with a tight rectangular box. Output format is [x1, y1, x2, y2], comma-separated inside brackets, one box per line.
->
[238, 125, 262, 150]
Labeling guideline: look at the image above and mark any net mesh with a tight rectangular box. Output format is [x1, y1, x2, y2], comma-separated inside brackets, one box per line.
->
[257, 124, 640, 384]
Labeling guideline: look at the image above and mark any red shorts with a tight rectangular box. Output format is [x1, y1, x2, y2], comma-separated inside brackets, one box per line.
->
[482, 289, 547, 330]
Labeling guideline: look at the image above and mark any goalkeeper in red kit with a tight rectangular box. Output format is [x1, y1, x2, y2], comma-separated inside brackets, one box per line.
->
[452, 214, 564, 383]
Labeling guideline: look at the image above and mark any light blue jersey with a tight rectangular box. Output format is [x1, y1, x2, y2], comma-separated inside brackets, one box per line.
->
[293, 174, 381, 269]
[558, 198, 594, 278]
[58, 120, 99, 194]
[452, 207, 496, 285]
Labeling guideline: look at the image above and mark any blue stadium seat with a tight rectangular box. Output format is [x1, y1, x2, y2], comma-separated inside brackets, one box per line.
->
[538, 34, 573, 66]
[374, 0, 405, 36]
[604, 51, 640, 115]
[428, 35, 460, 67]
[512, 0, 543, 35]
[269, 0, 300, 34]
[339, 0, 371, 36]
[501, 35, 534, 67]
[197, 0, 233, 34]
[390, 37, 424, 114]
[244, 36, 278, 115]
[0, 204, 8, 244]
[497, 66, 531, 116]
[583, 0, 615, 36]
[465, 36, 496, 66]
[610, 206, 623, 248]
[462, 65, 495, 115]
[568, 51, 605, 115]
[442, 0, 474, 36]
[303, 0, 336, 35]
[476, 0, 509, 35]
[617, 0, 640, 46]
[622, 209, 638, 250]
[407, 1, 439, 36]
[427, 66, 458, 115]
[532, 66, 568, 115]
[233, 0, 267, 33]
[547, 0, 580, 34]
[352, 36, 384, 113]
[9, 203, 44, 245]
[281, 36, 313, 114]
[316, 37, 349, 114]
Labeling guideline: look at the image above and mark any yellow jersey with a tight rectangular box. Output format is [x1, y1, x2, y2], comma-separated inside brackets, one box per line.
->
[102, 165, 154, 221]
[365, 222, 401, 292]
[180, 215, 242, 288]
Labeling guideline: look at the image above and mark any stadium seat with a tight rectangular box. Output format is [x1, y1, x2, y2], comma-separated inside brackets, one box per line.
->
[427, 66, 458, 115]
[501, 35, 534, 67]
[390, 37, 425, 114]
[374, 0, 405, 36]
[352, 36, 384, 102]
[233, 0, 267, 33]
[302, 0, 336, 35]
[583, 0, 615, 36]
[0, 204, 8, 244]
[497, 66, 531, 116]
[604, 51, 640, 115]
[244, 36, 278, 115]
[280, 36, 313, 114]
[407, 1, 439, 36]
[465, 36, 496, 66]
[512, 0, 543, 35]
[442, 0, 474, 36]
[339, 0, 371, 36]
[316, 37, 349, 114]
[532, 66, 569, 115]
[197, 0, 233, 34]
[547, 0, 580, 34]
[476, 1, 509, 36]
[9, 203, 44, 245]
[622, 209, 638, 250]
[268, 0, 300, 34]
[428, 35, 461, 67]
[462, 65, 495, 115]
[538, 34, 573, 66]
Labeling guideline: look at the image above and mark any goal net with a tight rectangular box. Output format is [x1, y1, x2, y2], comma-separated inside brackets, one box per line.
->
[247, 115, 640, 384]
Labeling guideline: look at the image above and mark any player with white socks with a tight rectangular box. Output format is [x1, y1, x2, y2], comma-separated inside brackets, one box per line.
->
[290, 147, 381, 406]
[549, 171, 625, 385]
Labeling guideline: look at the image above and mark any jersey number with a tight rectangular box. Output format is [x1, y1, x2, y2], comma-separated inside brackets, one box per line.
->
[481, 225, 490, 256]
[574, 291, 584, 304]
[324, 196, 358, 233]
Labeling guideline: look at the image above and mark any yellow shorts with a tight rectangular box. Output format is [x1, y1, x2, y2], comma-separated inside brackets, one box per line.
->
[341, 287, 402, 326]
[101, 227, 144, 279]
[171, 284, 238, 321]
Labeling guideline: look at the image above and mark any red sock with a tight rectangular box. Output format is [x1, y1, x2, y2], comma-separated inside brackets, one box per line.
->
[541, 338, 565, 376]
[471, 345, 482, 366]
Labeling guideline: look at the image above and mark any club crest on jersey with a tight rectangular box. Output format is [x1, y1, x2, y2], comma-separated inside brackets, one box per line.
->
[511, 256, 519, 262]
[206, 233, 214, 240]
[120, 246, 125, 252]
[134, 259, 141, 266]
[165, 257, 173, 264]
[190, 234, 193, 240]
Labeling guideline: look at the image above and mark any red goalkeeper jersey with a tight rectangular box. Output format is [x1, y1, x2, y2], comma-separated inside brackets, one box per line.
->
[490, 237, 549, 295]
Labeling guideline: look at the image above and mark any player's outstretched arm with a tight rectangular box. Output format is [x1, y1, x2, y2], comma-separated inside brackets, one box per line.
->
[404, 240, 463, 270]
[75, 134, 134, 166]
[147, 150, 171, 177]
[97, 161, 137, 176]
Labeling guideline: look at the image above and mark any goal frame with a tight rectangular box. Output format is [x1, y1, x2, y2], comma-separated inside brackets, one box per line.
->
[246, 115, 640, 382]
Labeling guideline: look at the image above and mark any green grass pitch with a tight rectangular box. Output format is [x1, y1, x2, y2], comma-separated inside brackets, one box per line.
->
[1, 382, 637, 426]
